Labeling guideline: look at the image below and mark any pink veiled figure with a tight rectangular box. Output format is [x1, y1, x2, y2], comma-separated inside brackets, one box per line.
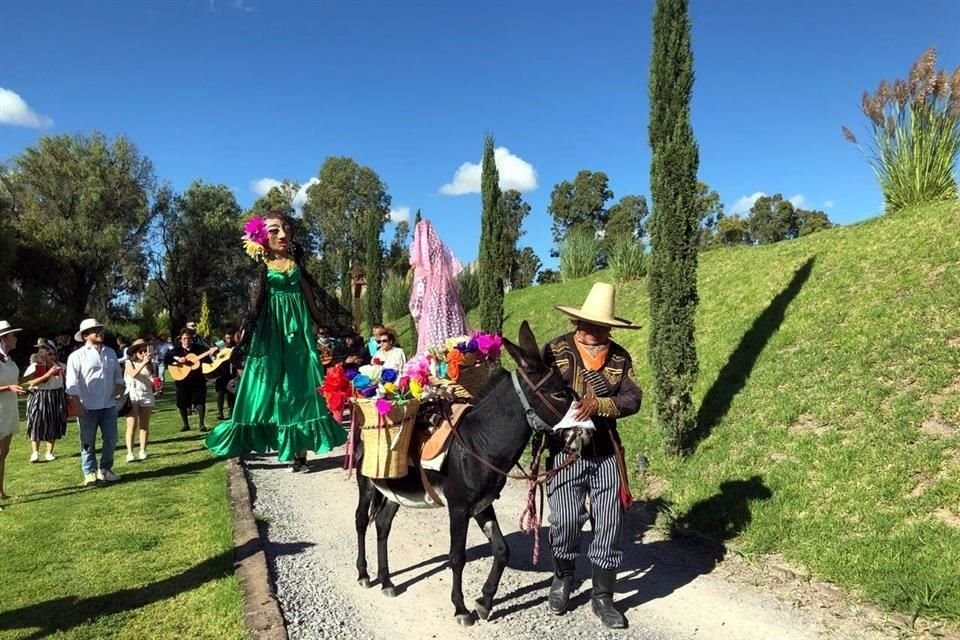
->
[409, 220, 469, 355]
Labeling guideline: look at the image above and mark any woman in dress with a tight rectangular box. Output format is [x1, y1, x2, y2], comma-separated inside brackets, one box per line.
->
[205, 212, 351, 471]
[409, 219, 468, 355]
[23, 341, 67, 462]
[372, 326, 406, 371]
[0, 321, 27, 506]
[124, 339, 155, 462]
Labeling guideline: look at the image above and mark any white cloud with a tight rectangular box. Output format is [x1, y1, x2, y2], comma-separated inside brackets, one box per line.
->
[249, 177, 318, 215]
[729, 191, 766, 215]
[440, 147, 538, 195]
[0, 88, 53, 128]
[389, 206, 411, 224]
[231, 0, 254, 11]
[824, 200, 835, 209]
[730, 191, 809, 214]
[249, 178, 282, 197]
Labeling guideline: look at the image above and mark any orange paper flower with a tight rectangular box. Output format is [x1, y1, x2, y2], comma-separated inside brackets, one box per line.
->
[445, 348, 465, 380]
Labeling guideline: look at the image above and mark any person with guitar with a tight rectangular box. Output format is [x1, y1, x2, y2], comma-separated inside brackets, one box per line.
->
[204, 211, 352, 472]
[164, 330, 217, 432]
[212, 332, 237, 420]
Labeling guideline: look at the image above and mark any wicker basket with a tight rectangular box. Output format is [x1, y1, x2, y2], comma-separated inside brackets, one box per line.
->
[354, 398, 420, 479]
[453, 363, 492, 398]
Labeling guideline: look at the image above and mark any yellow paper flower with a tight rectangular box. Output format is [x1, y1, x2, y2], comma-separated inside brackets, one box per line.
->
[409, 379, 422, 398]
[243, 239, 265, 260]
[383, 382, 398, 394]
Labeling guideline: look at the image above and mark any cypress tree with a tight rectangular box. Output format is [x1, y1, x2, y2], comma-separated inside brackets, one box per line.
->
[477, 134, 504, 334]
[363, 208, 384, 329]
[414, 208, 422, 227]
[648, 0, 700, 454]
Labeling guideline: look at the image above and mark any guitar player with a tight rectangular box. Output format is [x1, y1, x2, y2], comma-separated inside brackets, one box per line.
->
[164, 330, 216, 432]
[214, 332, 237, 421]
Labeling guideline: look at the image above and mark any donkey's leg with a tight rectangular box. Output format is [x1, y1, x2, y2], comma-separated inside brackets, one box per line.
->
[473, 505, 509, 621]
[448, 504, 474, 626]
[356, 475, 377, 588]
[375, 499, 401, 597]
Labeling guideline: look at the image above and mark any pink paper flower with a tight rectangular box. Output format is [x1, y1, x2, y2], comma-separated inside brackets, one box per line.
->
[476, 333, 502, 360]
[375, 397, 393, 416]
[243, 216, 269, 246]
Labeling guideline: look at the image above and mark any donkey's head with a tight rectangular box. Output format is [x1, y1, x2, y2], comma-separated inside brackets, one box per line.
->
[503, 321, 589, 451]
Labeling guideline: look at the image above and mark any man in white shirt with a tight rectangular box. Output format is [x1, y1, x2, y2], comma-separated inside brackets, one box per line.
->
[66, 318, 124, 486]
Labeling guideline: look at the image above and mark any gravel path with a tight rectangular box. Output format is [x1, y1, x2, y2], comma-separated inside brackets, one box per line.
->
[246, 447, 897, 640]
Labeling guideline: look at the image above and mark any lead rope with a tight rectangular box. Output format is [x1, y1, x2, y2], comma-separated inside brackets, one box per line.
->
[519, 437, 547, 565]
[343, 403, 358, 478]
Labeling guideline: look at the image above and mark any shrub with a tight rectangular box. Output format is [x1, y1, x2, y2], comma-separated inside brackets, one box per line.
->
[457, 268, 480, 315]
[843, 48, 960, 213]
[608, 237, 647, 281]
[559, 228, 599, 281]
[382, 272, 411, 321]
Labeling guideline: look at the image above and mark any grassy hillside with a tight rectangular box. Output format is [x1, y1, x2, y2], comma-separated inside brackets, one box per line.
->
[400, 202, 960, 622]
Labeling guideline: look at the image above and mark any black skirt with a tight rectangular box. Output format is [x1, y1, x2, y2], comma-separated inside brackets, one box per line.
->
[175, 378, 208, 410]
[26, 388, 68, 441]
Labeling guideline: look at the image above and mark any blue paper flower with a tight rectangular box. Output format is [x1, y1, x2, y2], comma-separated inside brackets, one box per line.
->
[381, 368, 398, 383]
[344, 368, 359, 381]
[361, 385, 378, 398]
[352, 374, 371, 389]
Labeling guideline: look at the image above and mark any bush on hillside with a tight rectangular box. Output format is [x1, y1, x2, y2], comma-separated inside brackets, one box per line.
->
[843, 48, 960, 213]
[608, 237, 647, 281]
[559, 228, 599, 281]
[457, 268, 480, 315]
[382, 272, 411, 321]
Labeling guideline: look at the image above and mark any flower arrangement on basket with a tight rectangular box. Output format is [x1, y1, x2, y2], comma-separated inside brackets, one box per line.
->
[428, 331, 502, 397]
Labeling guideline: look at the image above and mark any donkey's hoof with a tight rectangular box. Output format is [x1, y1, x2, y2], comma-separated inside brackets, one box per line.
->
[358, 577, 372, 589]
[381, 586, 397, 598]
[474, 599, 491, 621]
[456, 613, 475, 627]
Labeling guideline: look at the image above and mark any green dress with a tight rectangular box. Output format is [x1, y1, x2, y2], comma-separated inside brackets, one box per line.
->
[205, 266, 347, 462]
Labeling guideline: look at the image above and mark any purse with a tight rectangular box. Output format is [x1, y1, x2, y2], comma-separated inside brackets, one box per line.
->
[117, 393, 133, 417]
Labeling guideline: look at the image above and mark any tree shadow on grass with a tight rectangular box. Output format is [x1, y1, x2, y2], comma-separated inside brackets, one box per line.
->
[11, 457, 222, 506]
[691, 257, 815, 452]
[0, 540, 314, 640]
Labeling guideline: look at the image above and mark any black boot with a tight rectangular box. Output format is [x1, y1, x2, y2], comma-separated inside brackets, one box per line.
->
[548, 557, 576, 614]
[591, 566, 627, 629]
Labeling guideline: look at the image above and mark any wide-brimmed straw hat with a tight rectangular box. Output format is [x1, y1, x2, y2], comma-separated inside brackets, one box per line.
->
[74, 318, 105, 343]
[33, 338, 57, 350]
[555, 282, 640, 329]
[0, 320, 22, 338]
[126, 338, 149, 358]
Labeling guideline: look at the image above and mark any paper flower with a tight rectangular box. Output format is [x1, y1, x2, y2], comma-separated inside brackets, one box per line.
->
[383, 382, 398, 394]
[375, 397, 393, 416]
[352, 374, 372, 389]
[476, 333, 502, 360]
[361, 385, 378, 398]
[243, 216, 269, 246]
[409, 379, 423, 399]
[381, 368, 398, 383]
[445, 348, 465, 380]
[344, 368, 359, 381]
[397, 376, 410, 392]
[243, 238, 265, 261]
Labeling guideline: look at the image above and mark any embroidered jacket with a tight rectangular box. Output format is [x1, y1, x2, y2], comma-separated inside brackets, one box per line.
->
[542, 332, 642, 458]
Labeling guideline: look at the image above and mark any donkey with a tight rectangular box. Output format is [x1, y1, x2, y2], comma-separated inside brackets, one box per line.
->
[355, 321, 582, 626]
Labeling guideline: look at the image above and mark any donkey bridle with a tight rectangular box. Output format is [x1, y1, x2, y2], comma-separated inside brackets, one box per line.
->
[510, 368, 566, 433]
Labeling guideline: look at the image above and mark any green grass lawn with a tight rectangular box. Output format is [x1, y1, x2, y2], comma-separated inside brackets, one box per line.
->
[0, 390, 246, 640]
[394, 201, 960, 625]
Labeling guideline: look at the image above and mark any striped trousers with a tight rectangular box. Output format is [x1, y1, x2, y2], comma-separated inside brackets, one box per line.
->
[547, 454, 623, 570]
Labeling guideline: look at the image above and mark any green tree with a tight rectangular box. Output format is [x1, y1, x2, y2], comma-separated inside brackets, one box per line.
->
[414, 208, 422, 227]
[457, 267, 481, 315]
[149, 181, 248, 333]
[363, 206, 384, 327]
[714, 214, 752, 246]
[797, 208, 833, 236]
[477, 135, 505, 333]
[499, 189, 531, 286]
[536, 268, 560, 285]
[1, 132, 158, 332]
[0, 184, 17, 317]
[648, 0, 701, 455]
[603, 195, 649, 262]
[748, 194, 797, 244]
[511, 246, 542, 290]
[694, 182, 724, 249]
[302, 157, 391, 308]
[386, 219, 411, 277]
[548, 170, 614, 253]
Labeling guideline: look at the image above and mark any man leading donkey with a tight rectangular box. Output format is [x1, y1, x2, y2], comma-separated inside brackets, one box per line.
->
[543, 282, 642, 630]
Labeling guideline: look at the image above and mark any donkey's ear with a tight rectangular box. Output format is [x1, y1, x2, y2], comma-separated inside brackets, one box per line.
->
[503, 336, 536, 371]
[517, 321, 540, 360]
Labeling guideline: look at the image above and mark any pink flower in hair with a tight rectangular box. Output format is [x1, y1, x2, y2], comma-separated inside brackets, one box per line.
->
[243, 216, 269, 246]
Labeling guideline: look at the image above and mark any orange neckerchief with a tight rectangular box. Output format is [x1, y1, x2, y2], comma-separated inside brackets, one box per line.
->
[574, 339, 609, 372]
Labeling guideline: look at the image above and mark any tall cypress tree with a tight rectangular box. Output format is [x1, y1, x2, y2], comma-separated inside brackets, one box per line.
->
[363, 208, 384, 329]
[477, 134, 504, 334]
[648, 0, 700, 454]
[414, 208, 422, 227]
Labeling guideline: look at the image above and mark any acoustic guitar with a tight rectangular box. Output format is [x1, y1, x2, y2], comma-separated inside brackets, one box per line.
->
[168, 347, 219, 382]
[202, 347, 234, 378]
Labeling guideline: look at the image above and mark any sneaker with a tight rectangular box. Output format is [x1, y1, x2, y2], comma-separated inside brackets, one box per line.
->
[44, 453, 56, 462]
[82, 472, 98, 486]
[138, 450, 147, 461]
[126, 453, 136, 463]
[29, 452, 40, 463]
[97, 469, 121, 482]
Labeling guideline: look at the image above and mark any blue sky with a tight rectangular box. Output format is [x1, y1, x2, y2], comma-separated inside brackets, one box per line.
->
[2, 0, 959, 270]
